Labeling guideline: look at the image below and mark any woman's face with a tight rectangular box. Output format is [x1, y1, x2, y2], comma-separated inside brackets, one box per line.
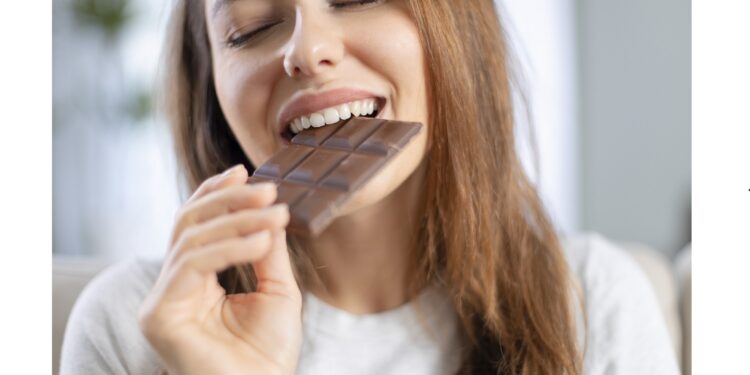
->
[204, 0, 428, 214]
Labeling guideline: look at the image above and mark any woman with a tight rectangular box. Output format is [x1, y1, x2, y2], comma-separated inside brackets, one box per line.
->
[60, 0, 679, 374]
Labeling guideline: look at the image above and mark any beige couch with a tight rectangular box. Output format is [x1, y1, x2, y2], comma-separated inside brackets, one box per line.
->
[53, 243, 692, 374]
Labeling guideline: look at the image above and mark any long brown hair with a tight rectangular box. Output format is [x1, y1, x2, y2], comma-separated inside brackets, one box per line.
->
[163, 0, 582, 374]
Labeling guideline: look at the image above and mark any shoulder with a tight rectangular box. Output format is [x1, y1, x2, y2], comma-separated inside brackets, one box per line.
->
[60, 258, 164, 375]
[561, 232, 647, 290]
[68, 258, 162, 335]
[560, 233, 680, 374]
[79, 258, 162, 308]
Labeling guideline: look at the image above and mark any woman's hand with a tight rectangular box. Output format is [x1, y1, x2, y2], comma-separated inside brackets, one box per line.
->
[138, 165, 302, 375]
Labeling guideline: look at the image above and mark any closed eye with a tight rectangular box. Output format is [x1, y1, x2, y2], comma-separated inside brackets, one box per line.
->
[329, 0, 384, 10]
[226, 21, 282, 49]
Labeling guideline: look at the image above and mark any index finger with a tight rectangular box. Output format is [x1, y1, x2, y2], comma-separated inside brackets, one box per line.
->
[187, 164, 249, 204]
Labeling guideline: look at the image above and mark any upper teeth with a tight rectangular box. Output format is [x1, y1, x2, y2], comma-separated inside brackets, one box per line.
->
[289, 99, 379, 134]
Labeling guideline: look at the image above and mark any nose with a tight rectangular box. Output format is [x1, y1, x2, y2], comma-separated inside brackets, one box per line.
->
[283, 7, 344, 78]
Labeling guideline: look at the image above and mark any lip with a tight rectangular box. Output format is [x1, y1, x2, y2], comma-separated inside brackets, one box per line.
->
[277, 87, 385, 134]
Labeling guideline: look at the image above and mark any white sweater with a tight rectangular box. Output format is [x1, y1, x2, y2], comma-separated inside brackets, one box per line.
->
[59, 233, 680, 375]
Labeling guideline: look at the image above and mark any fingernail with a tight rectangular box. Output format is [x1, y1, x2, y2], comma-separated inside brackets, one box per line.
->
[253, 182, 277, 191]
[263, 203, 287, 214]
[246, 230, 271, 240]
[271, 203, 289, 212]
[221, 164, 244, 176]
[271, 204, 290, 223]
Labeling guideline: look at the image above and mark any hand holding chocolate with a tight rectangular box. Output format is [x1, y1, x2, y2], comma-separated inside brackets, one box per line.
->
[248, 117, 423, 236]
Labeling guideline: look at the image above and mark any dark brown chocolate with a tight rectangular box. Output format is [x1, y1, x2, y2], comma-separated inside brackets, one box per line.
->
[248, 117, 422, 236]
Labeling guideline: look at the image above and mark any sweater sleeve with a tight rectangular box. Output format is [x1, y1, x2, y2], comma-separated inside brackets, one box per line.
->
[59, 259, 165, 375]
[564, 233, 681, 375]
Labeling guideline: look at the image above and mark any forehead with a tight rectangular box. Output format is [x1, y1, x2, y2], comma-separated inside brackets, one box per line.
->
[208, 0, 290, 17]
[208, 0, 237, 18]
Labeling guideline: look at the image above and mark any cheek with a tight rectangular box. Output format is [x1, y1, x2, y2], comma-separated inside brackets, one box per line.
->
[348, 10, 427, 123]
[213, 54, 281, 166]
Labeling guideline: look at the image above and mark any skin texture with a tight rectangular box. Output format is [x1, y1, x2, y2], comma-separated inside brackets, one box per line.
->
[206, 0, 429, 312]
[207, 0, 428, 215]
[139, 1, 430, 373]
[140, 167, 302, 375]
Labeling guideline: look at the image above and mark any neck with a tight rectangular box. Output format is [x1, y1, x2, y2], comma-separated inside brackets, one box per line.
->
[305, 163, 426, 315]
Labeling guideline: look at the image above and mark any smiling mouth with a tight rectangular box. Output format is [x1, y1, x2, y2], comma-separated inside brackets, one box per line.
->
[281, 98, 385, 141]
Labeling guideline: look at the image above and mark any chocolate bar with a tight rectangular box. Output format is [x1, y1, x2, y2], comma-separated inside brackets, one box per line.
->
[248, 117, 423, 236]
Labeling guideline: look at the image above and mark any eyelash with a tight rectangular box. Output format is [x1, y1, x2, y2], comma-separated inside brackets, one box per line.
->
[226, 0, 384, 48]
[226, 22, 280, 48]
[329, 0, 383, 9]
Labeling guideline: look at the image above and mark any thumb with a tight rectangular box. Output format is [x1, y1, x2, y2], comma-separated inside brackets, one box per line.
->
[253, 230, 301, 301]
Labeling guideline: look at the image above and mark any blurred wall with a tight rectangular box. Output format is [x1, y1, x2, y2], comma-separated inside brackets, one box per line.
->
[577, 0, 691, 255]
[53, 0, 178, 259]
